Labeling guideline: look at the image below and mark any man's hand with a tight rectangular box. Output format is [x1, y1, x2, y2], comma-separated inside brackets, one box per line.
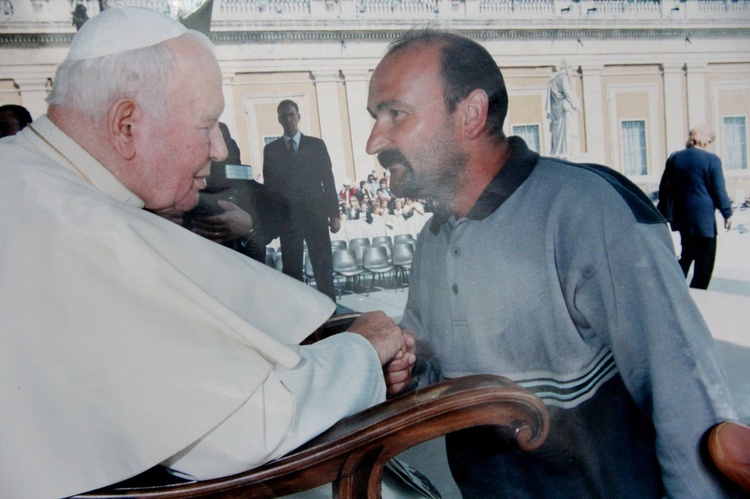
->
[384, 329, 416, 396]
[348, 311, 405, 365]
[192, 200, 254, 244]
[708, 421, 750, 492]
[725, 217, 733, 232]
[329, 217, 341, 234]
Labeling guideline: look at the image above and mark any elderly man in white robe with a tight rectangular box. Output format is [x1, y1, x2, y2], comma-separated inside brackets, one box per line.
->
[0, 7, 411, 498]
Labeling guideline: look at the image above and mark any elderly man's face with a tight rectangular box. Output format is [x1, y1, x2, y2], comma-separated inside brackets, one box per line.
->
[366, 43, 467, 204]
[135, 36, 227, 212]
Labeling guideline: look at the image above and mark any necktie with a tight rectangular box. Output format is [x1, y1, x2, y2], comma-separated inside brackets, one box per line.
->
[288, 139, 297, 154]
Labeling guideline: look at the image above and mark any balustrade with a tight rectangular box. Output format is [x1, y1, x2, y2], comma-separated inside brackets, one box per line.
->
[1, 0, 749, 30]
[587, 0, 662, 17]
[697, 0, 750, 15]
[220, 0, 310, 16]
[479, 0, 554, 16]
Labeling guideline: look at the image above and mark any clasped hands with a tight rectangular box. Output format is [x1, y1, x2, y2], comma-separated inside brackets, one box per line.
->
[192, 200, 254, 244]
[347, 311, 417, 396]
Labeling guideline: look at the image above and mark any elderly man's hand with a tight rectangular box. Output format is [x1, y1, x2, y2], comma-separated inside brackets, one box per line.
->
[192, 200, 254, 244]
[348, 311, 405, 366]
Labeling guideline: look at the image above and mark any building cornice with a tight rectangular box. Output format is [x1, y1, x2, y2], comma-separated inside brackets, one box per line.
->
[2, 25, 748, 49]
[0, 32, 73, 48]
[208, 26, 750, 44]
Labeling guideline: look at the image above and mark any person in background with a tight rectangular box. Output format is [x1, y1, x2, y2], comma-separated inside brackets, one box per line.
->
[658, 124, 733, 290]
[356, 179, 369, 202]
[184, 122, 282, 263]
[371, 29, 739, 497]
[347, 196, 363, 220]
[263, 99, 340, 302]
[0, 8, 406, 497]
[339, 178, 358, 204]
[338, 201, 349, 221]
[366, 173, 380, 197]
[377, 177, 393, 201]
[0, 104, 32, 138]
[401, 197, 425, 220]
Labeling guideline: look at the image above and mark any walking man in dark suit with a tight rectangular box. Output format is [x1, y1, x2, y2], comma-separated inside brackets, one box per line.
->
[263, 99, 340, 302]
[658, 125, 733, 289]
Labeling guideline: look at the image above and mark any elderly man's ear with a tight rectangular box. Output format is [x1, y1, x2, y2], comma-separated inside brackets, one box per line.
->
[109, 99, 141, 161]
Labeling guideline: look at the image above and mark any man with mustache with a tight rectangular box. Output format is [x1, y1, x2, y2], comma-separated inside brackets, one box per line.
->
[369, 29, 741, 497]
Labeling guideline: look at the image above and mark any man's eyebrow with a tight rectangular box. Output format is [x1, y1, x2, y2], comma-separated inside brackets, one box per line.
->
[367, 99, 402, 116]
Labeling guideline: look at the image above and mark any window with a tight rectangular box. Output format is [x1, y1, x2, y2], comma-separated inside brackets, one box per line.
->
[621, 120, 648, 176]
[722, 116, 747, 170]
[512, 124, 541, 153]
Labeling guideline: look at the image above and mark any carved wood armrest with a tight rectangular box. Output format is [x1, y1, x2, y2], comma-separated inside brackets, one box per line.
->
[76, 374, 549, 498]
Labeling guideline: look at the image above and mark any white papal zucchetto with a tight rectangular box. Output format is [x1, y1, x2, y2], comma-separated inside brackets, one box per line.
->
[64, 6, 187, 62]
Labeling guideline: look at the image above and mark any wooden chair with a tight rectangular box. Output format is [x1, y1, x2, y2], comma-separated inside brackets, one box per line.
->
[72, 315, 550, 499]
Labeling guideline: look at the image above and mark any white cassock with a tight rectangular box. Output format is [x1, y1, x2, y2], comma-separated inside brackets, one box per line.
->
[0, 116, 385, 498]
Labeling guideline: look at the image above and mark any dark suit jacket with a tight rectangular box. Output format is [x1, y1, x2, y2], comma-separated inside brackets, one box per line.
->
[187, 163, 284, 262]
[658, 147, 732, 237]
[262, 134, 339, 221]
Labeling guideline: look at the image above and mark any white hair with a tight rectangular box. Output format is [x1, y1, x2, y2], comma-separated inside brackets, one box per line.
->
[47, 30, 213, 120]
[687, 124, 716, 149]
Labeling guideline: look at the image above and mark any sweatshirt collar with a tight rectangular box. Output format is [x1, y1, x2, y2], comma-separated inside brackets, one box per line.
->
[430, 136, 540, 233]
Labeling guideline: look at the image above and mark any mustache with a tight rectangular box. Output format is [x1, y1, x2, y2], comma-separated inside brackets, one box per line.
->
[377, 149, 410, 170]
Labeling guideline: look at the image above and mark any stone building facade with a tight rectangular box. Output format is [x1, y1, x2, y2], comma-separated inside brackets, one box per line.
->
[1, 0, 749, 200]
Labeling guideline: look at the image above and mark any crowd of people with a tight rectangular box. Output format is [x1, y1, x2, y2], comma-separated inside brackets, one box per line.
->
[338, 174, 428, 227]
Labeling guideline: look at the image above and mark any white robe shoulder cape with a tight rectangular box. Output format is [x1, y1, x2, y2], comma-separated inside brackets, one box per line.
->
[0, 117, 337, 497]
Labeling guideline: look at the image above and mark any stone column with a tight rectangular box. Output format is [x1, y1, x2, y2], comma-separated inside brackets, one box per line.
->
[15, 75, 52, 121]
[342, 70, 375, 184]
[662, 63, 686, 156]
[580, 64, 606, 164]
[685, 62, 708, 129]
[221, 73, 240, 149]
[313, 70, 349, 188]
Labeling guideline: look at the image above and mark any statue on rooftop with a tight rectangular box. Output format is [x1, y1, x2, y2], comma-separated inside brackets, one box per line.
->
[546, 61, 580, 158]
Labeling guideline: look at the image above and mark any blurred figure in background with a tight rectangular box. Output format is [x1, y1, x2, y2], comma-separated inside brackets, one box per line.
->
[0, 104, 32, 138]
[185, 122, 282, 263]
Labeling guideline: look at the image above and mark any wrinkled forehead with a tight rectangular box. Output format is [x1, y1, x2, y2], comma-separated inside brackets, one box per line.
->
[168, 38, 224, 116]
[369, 45, 444, 101]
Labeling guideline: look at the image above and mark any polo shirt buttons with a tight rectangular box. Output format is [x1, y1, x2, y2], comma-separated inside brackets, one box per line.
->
[451, 247, 460, 294]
